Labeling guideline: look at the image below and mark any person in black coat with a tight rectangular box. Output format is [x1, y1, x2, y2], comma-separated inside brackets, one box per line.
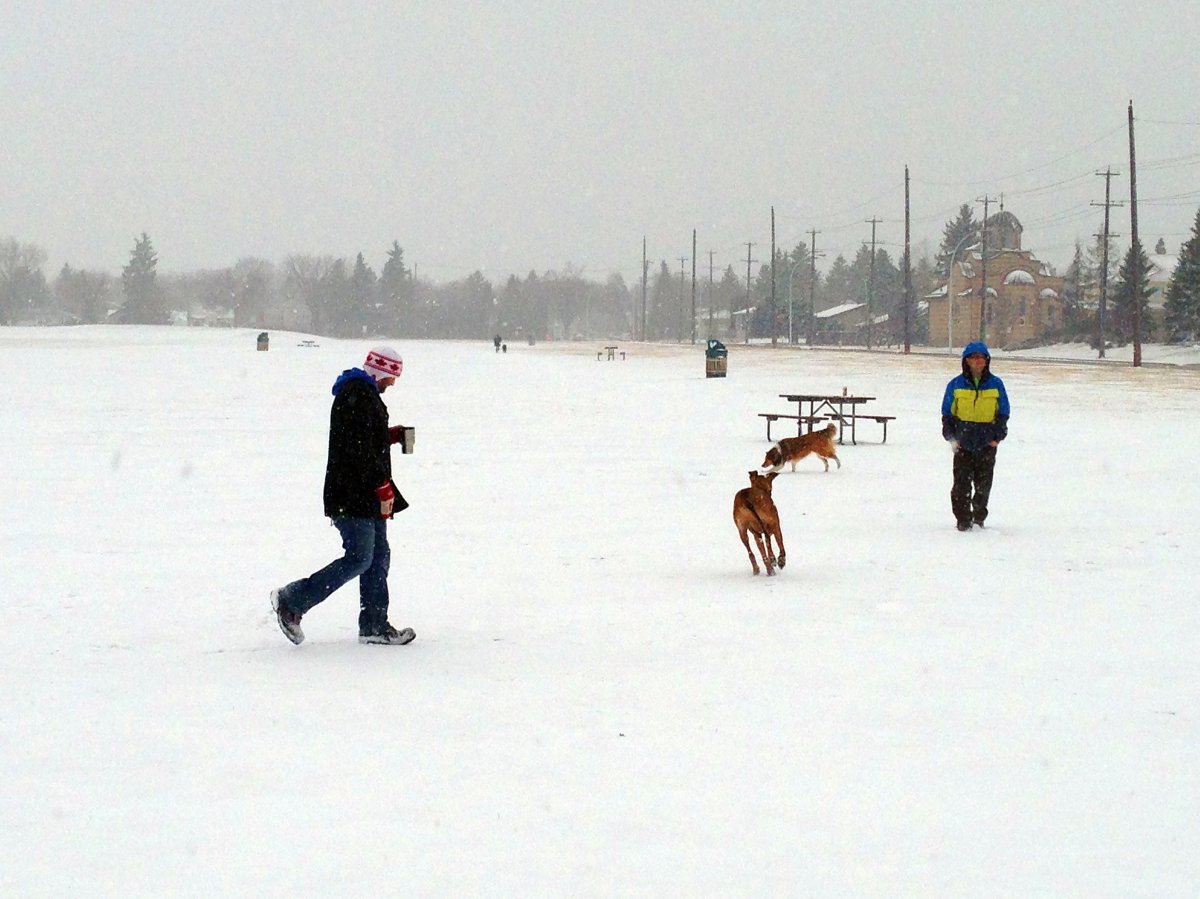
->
[271, 346, 415, 645]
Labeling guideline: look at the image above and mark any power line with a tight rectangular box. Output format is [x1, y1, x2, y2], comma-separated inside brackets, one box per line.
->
[909, 123, 1126, 188]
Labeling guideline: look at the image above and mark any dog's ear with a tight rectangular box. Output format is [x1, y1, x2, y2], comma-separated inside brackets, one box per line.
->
[747, 469, 757, 479]
[766, 471, 779, 483]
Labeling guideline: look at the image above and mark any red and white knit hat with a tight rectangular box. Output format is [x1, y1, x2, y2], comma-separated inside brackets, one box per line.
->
[363, 345, 403, 381]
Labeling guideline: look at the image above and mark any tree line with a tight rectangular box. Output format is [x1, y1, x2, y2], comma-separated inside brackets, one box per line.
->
[4, 206, 1200, 344]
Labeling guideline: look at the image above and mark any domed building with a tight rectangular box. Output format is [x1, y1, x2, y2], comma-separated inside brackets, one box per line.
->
[925, 208, 1066, 347]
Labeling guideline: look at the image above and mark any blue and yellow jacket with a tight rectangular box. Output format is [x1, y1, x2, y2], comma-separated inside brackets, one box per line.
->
[941, 341, 1010, 452]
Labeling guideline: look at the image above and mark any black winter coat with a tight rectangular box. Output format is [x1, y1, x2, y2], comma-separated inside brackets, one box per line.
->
[322, 369, 400, 518]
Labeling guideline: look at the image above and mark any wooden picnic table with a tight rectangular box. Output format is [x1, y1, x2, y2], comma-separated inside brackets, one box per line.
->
[779, 394, 888, 445]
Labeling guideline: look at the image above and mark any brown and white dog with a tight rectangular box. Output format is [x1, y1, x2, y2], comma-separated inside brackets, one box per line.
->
[761, 423, 840, 473]
[732, 470, 785, 576]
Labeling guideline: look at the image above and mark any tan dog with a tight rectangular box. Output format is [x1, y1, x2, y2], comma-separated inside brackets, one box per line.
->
[761, 423, 840, 473]
[732, 470, 785, 576]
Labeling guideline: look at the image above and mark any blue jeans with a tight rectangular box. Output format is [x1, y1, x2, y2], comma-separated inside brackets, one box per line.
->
[279, 518, 391, 635]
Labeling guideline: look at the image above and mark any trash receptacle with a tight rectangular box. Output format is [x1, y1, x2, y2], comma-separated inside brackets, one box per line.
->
[705, 338, 728, 378]
[257, 331, 269, 351]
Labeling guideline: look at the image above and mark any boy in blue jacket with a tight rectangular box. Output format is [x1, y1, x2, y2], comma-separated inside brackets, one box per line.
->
[941, 341, 1010, 531]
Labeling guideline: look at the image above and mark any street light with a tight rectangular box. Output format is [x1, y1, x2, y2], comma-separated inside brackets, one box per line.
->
[946, 233, 975, 353]
[785, 259, 805, 344]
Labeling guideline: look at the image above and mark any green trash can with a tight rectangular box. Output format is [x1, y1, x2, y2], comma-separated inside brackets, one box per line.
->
[705, 339, 728, 378]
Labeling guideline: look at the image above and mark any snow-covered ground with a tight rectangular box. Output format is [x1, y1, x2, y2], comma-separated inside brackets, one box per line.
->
[3, 326, 1198, 897]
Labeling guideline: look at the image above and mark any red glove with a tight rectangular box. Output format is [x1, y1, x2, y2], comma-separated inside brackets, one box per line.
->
[376, 483, 395, 503]
[388, 426, 403, 445]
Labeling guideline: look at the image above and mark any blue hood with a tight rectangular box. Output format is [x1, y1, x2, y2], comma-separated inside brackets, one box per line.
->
[960, 341, 993, 381]
[331, 367, 378, 396]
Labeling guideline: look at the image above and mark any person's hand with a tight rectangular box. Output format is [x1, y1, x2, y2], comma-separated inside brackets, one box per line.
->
[376, 482, 395, 518]
[989, 440, 999, 447]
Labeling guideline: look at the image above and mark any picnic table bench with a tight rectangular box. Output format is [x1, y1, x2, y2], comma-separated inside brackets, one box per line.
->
[778, 393, 895, 445]
[825, 412, 896, 444]
[758, 413, 827, 442]
[597, 345, 625, 361]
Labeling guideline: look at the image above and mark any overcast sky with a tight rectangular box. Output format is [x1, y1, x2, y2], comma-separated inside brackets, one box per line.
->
[3, 1, 1198, 283]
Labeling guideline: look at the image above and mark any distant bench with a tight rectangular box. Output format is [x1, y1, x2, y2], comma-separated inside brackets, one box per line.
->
[827, 413, 896, 444]
[597, 345, 625, 361]
[757, 413, 827, 442]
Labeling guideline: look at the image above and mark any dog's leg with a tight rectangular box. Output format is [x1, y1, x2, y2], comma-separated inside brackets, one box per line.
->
[821, 456, 829, 472]
[832, 452, 841, 470]
[753, 532, 774, 576]
[738, 526, 760, 575]
[774, 526, 786, 569]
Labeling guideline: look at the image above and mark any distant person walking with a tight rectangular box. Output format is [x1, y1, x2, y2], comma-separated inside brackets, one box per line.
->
[271, 346, 416, 645]
[493, 334, 502, 353]
[941, 341, 1010, 531]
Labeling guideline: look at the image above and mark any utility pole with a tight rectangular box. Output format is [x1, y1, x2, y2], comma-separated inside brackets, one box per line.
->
[677, 256, 688, 342]
[707, 250, 715, 338]
[903, 165, 913, 354]
[976, 194, 997, 341]
[691, 229, 697, 345]
[808, 228, 821, 346]
[641, 237, 647, 341]
[770, 207, 777, 347]
[743, 242, 756, 344]
[865, 217, 880, 349]
[1092, 168, 1123, 360]
[1128, 100, 1142, 367]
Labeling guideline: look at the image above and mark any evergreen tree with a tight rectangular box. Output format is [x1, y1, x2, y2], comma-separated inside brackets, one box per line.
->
[378, 241, 414, 335]
[1061, 240, 1087, 337]
[936, 204, 980, 276]
[717, 265, 741, 339]
[1111, 241, 1153, 342]
[648, 260, 674, 339]
[1084, 228, 1118, 303]
[120, 232, 163, 323]
[1163, 208, 1200, 340]
[348, 252, 377, 336]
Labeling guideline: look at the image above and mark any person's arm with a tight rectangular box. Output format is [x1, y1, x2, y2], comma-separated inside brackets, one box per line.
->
[991, 379, 1010, 445]
[941, 380, 958, 441]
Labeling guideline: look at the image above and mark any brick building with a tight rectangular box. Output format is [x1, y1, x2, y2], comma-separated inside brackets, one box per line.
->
[926, 210, 1066, 348]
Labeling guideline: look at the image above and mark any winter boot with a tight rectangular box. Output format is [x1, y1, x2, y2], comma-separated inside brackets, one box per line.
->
[271, 589, 305, 645]
[359, 623, 416, 645]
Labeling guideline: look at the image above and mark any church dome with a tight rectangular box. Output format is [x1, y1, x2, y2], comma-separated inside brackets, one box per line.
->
[1004, 269, 1035, 285]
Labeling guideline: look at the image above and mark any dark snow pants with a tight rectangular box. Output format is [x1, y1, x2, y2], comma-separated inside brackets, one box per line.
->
[951, 446, 997, 526]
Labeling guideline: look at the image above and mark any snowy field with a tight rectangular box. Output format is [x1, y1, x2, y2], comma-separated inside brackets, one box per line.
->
[3, 325, 1198, 898]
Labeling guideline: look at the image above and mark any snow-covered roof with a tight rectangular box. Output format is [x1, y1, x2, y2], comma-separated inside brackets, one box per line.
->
[1148, 253, 1178, 281]
[815, 302, 864, 319]
[985, 287, 998, 297]
[958, 261, 976, 278]
[1003, 269, 1035, 285]
[925, 285, 948, 298]
[1039, 288, 1059, 299]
